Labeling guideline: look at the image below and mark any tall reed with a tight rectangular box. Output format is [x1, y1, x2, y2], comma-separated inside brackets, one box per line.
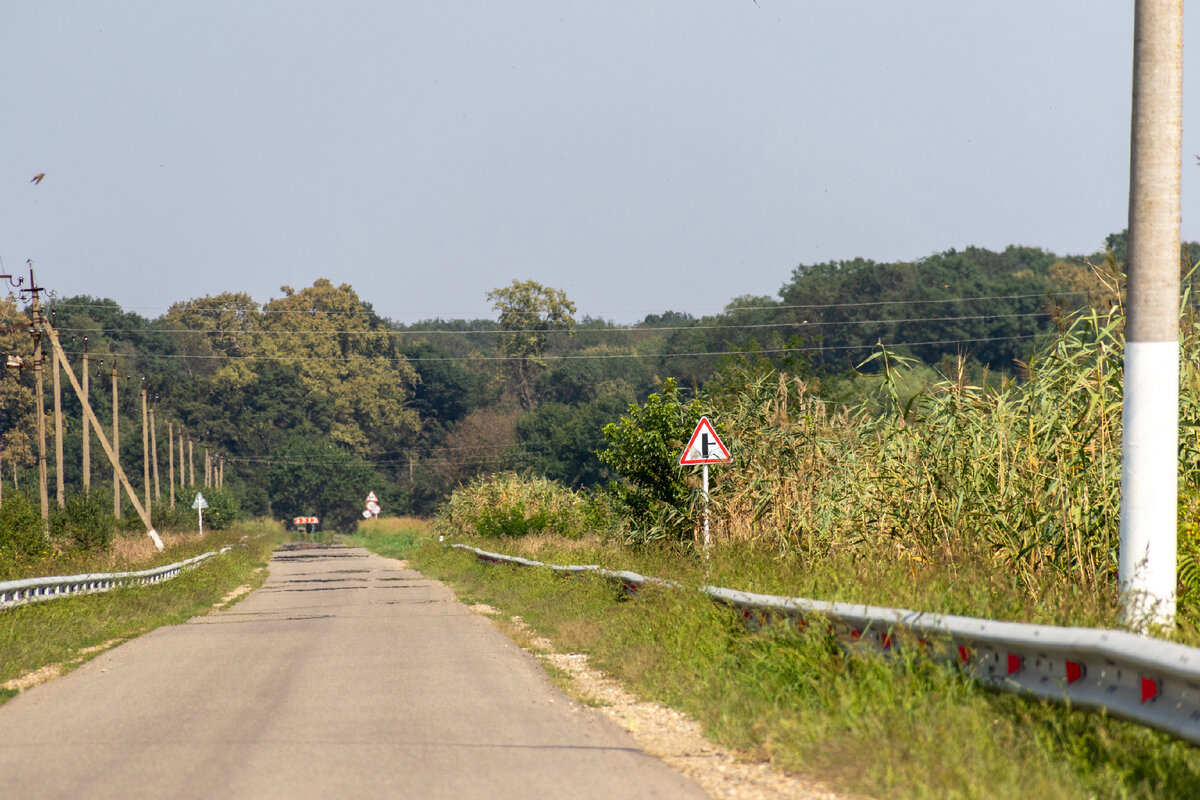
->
[705, 302, 1200, 593]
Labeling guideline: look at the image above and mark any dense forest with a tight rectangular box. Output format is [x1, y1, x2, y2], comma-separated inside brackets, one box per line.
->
[0, 232, 1181, 531]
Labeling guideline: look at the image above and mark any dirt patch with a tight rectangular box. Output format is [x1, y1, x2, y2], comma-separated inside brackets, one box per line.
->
[214, 585, 253, 609]
[469, 603, 501, 616]
[472, 608, 848, 800]
[2, 664, 64, 692]
[2, 637, 128, 694]
[213, 568, 265, 609]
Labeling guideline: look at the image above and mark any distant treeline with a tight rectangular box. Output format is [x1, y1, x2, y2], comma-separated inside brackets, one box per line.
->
[2, 231, 1189, 525]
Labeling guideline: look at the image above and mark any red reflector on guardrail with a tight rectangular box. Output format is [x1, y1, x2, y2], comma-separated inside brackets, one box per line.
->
[1142, 676, 1161, 703]
[1007, 654, 1023, 675]
[1065, 660, 1085, 684]
[958, 646, 971, 664]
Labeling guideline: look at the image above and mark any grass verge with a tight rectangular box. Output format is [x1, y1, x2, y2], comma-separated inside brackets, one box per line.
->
[358, 527, 1200, 800]
[342, 516, 430, 560]
[0, 520, 285, 701]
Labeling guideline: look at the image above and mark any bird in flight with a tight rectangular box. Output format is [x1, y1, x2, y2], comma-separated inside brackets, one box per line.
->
[30, 173, 45, 185]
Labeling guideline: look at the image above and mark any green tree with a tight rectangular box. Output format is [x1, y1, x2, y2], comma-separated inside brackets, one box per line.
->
[0, 297, 35, 482]
[514, 396, 626, 488]
[487, 280, 576, 409]
[596, 378, 703, 542]
[266, 434, 379, 532]
[258, 280, 420, 456]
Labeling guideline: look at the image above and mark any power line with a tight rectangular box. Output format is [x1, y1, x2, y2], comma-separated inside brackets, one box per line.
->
[52, 310, 1053, 338]
[59, 333, 1047, 364]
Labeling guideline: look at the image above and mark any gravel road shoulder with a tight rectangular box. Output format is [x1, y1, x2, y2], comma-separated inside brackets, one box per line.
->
[464, 599, 853, 800]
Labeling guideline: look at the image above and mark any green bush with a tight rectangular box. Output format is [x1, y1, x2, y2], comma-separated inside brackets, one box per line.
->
[596, 378, 704, 544]
[152, 499, 195, 533]
[436, 472, 608, 539]
[0, 491, 49, 567]
[50, 490, 115, 551]
[179, 486, 240, 531]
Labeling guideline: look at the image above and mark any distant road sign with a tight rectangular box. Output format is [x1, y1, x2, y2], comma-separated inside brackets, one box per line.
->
[192, 493, 209, 510]
[679, 417, 731, 466]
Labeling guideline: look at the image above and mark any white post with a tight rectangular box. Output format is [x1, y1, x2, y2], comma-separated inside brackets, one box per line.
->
[702, 463, 710, 550]
[1121, 0, 1182, 628]
[198, 505, 204, 536]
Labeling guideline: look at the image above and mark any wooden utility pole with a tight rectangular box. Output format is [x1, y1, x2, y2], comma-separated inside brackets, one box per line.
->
[141, 386, 152, 521]
[81, 341, 90, 493]
[45, 328, 160, 547]
[204, 446, 211, 488]
[168, 420, 175, 508]
[178, 431, 185, 489]
[52, 333, 64, 508]
[112, 363, 120, 518]
[1121, 0, 1184, 628]
[149, 405, 161, 502]
[30, 280, 49, 526]
[188, 438, 195, 486]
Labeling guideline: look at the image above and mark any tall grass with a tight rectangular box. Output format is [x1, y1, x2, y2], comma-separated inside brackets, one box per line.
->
[706, 301, 1200, 610]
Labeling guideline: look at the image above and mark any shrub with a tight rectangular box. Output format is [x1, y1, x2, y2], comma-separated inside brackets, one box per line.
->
[180, 486, 240, 531]
[436, 473, 606, 539]
[152, 500, 195, 533]
[50, 490, 115, 551]
[596, 378, 705, 544]
[0, 491, 49, 566]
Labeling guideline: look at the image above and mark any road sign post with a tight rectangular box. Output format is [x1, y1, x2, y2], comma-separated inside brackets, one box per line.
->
[192, 492, 209, 535]
[679, 417, 731, 550]
[364, 491, 381, 518]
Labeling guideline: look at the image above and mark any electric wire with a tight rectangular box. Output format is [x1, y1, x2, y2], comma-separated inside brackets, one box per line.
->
[51, 310, 1054, 337]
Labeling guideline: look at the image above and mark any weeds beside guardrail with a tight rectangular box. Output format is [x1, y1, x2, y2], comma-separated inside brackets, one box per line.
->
[0, 547, 235, 610]
[455, 543, 1200, 747]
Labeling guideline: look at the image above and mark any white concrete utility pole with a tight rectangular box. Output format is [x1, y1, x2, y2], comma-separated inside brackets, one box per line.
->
[1121, 0, 1183, 628]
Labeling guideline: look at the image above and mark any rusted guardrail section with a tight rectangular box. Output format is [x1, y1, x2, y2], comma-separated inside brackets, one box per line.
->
[0, 546, 234, 610]
[453, 544, 1200, 745]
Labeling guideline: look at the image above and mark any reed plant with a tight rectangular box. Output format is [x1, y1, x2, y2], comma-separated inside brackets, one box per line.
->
[436, 472, 613, 540]
[702, 299, 1200, 613]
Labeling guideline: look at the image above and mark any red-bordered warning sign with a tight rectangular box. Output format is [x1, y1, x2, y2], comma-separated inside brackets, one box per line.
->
[679, 416, 731, 465]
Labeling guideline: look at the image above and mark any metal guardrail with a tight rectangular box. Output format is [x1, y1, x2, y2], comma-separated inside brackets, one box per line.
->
[455, 544, 1200, 745]
[0, 546, 235, 610]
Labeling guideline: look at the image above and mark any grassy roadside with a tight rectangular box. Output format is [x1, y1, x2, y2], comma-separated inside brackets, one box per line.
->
[352, 519, 1200, 800]
[0, 520, 286, 702]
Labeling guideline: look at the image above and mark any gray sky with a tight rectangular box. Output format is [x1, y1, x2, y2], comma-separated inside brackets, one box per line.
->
[2, 2, 1196, 324]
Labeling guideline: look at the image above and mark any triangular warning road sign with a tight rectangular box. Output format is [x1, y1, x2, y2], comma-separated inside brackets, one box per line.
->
[680, 417, 731, 465]
[366, 491, 378, 503]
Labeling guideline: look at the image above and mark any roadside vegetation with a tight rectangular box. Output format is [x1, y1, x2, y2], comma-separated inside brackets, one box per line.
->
[370, 256, 1200, 798]
[0, 520, 284, 704]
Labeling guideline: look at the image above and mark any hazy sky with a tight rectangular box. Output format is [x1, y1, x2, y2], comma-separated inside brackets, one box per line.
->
[2, 2, 1197, 324]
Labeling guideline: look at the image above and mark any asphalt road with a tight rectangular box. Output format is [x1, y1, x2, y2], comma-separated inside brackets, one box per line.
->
[0, 544, 710, 799]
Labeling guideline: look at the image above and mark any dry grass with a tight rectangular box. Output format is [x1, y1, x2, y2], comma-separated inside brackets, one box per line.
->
[108, 530, 205, 566]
